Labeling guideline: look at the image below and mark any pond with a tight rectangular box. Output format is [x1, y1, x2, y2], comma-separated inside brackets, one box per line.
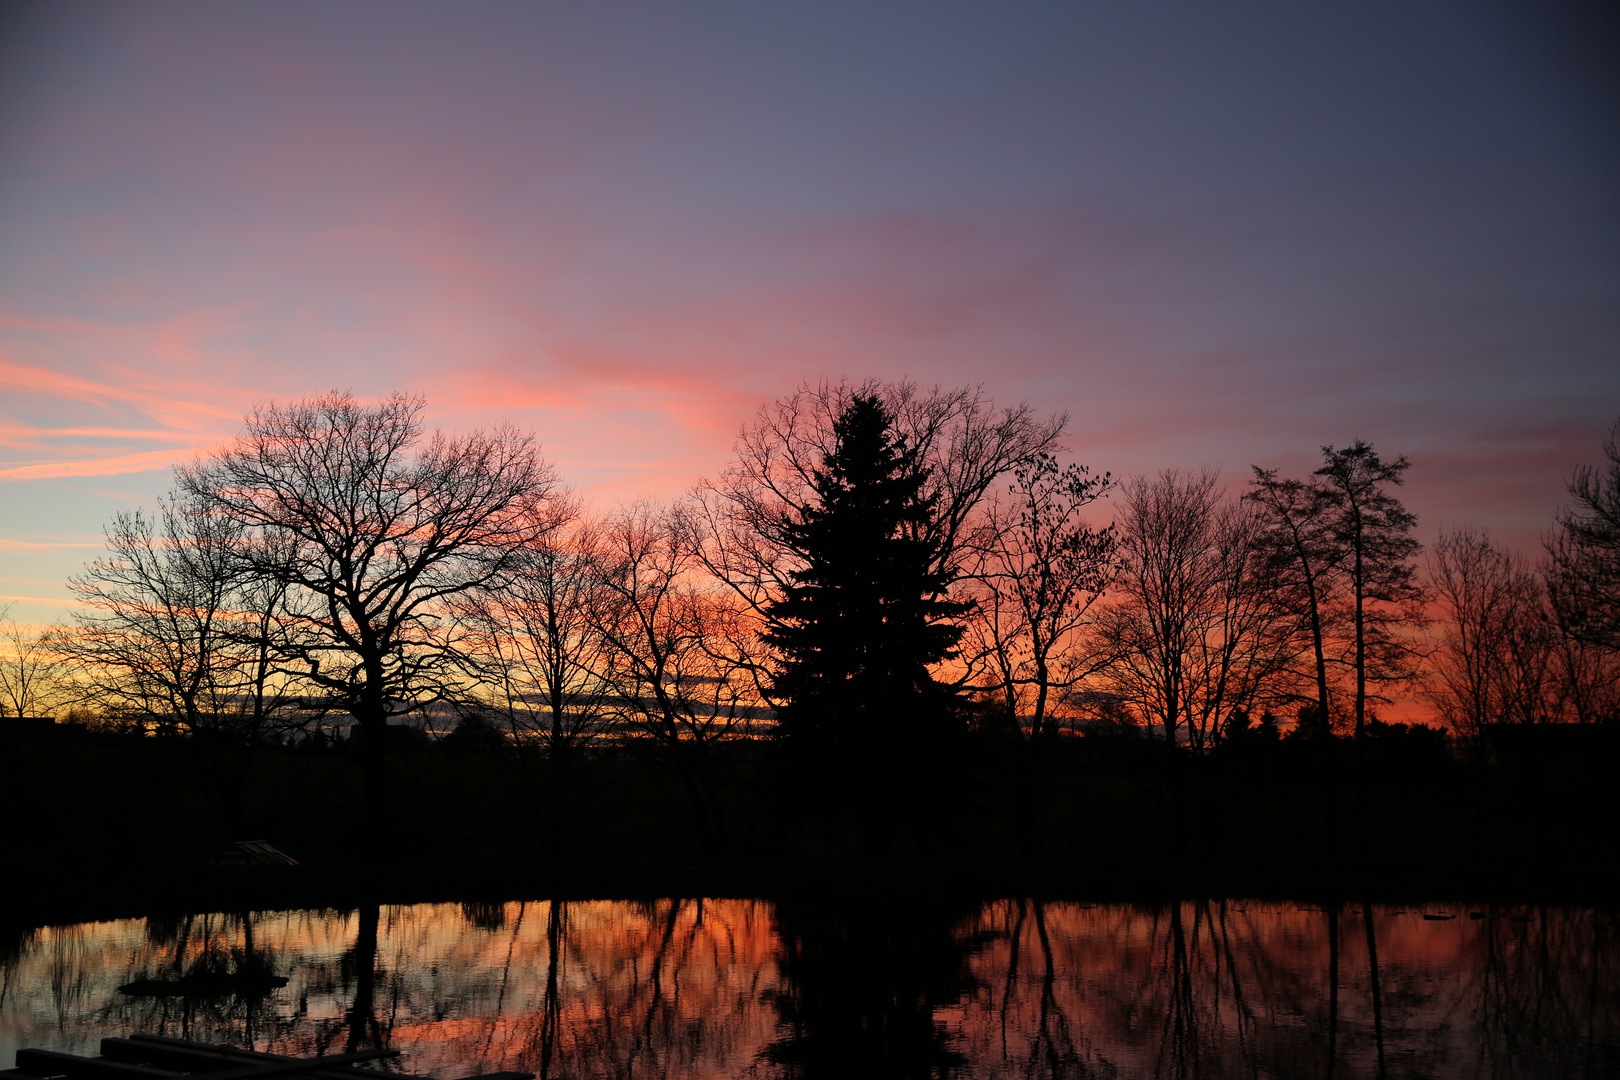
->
[1, 899, 1615, 1079]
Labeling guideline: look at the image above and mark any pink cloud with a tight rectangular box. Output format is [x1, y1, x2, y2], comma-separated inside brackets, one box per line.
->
[0, 448, 197, 481]
[0, 538, 103, 552]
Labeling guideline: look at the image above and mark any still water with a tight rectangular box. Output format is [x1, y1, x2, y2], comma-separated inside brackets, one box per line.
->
[1, 899, 1614, 1079]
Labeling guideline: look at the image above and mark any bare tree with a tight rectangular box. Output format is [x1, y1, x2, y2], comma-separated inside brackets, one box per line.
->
[60, 498, 248, 735]
[591, 501, 761, 858]
[55, 496, 309, 827]
[0, 604, 66, 718]
[1546, 610, 1620, 724]
[462, 501, 615, 858]
[1427, 528, 1560, 734]
[955, 454, 1118, 863]
[1098, 471, 1299, 753]
[179, 391, 562, 812]
[1546, 418, 1620, 651]
[960, 453, 1118, 741]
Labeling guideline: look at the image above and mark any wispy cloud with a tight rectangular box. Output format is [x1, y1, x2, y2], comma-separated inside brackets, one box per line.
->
[0, 448, 196, 480]
[0, 538, 103, 552]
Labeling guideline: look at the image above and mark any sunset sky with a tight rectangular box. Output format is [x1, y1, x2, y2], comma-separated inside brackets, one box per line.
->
[2, 1, 1616, 625]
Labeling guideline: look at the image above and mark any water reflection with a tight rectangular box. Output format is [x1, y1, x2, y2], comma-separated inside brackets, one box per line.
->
[763, 896, 977, 1078]
[1, 900, 1613, 1079]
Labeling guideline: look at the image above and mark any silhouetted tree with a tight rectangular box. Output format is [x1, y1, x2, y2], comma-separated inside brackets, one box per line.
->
[462, 501, 613, 860]
[1546, 418, 1620, 651]
[1093, 472, 1302, 866]
[1547, 616, 1620, 724]
[959, 453, 1116, 862]
[60, 499, 243, 735]
[1315, 441, 1427, 739]
[1098, 471, 1298, 753]
[763, 396, 970, 754]
[0, 604, 65, 718]
[180, 391, 561, 817]
[591, 500, 758, 858]
[1248, 467, 1347, 730]
[1536, 428, 1620, 719]
[962, 452, 1117, 741]
[1428, 528, 1560, 732]
[56, 496, 307, 828]
[691, 378, 1064, 646]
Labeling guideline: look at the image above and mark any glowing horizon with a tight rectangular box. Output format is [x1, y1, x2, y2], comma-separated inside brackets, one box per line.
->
[2, 2, 1615, 632]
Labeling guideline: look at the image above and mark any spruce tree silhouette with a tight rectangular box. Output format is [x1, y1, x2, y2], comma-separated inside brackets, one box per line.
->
[764, 396, 969, 767]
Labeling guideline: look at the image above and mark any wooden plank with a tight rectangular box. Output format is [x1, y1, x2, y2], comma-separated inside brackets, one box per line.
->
[22, 1041, 412, 1080]
[14, 1052, 174, 1080]
[123, 1038, 281, 1062]
[99, 1040, 241, 1072]
[117, 1039, 399, 1080]
[189, 1050, 399, 1080]
[302, 1071, 534, 1080]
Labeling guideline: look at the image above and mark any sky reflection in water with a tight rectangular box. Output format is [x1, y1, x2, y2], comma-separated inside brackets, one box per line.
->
[1, 899, 1614, 1079]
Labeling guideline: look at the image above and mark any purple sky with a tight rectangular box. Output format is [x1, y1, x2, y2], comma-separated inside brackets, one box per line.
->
[1, 1, 1616, 626]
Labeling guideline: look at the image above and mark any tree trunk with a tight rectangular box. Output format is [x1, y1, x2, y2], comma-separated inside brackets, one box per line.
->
[345, 901, 380, 1051]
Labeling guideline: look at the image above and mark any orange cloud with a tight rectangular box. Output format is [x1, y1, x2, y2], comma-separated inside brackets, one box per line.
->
[0, 448, 197, 480]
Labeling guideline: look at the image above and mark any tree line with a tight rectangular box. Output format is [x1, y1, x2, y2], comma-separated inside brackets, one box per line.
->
[2, 383, 1617, 844]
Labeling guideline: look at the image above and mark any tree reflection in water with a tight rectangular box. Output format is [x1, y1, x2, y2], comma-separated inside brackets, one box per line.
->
[761, 895, 977, 1078]
[1, 900, 1614, 1079]
[954, 900, 1619, 1079]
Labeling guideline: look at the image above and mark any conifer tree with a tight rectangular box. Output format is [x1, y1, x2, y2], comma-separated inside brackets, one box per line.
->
[763, 396, 969, 752]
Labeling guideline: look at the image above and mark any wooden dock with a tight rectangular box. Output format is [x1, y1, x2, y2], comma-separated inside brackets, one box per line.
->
[3, 1035, 533, 1080]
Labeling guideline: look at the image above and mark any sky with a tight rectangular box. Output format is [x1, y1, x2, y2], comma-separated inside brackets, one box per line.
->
[1, 0, 1617, 627]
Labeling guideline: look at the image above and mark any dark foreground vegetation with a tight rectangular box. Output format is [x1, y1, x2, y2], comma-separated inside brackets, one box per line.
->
[3, 715, 1616, 929]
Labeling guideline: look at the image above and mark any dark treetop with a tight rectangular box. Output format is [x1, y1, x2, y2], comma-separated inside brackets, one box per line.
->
[763, 396, 970, 752]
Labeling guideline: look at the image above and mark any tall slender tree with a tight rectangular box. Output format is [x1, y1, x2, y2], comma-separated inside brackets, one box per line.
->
[960, 454, 1116, 863]
[1314, 441, 1426, 738]
[1247, 468, 1345, 731]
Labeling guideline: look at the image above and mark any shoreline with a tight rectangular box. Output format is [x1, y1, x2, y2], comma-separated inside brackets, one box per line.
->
[6, 861, 1615, 933]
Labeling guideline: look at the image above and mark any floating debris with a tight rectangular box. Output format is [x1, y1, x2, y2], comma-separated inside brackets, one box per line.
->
[119, 946, 287, 999]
